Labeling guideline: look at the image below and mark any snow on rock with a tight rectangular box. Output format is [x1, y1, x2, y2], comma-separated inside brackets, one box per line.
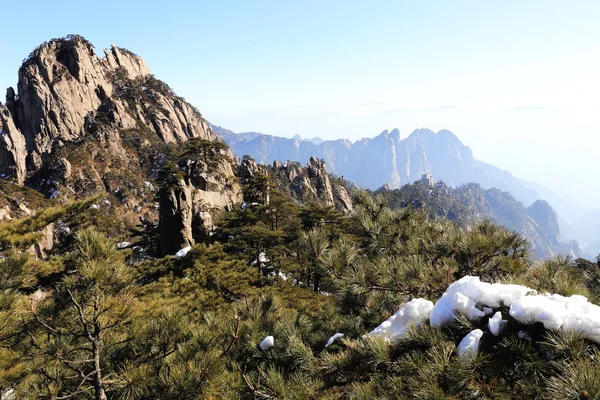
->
[430, 276, 535, 327]
[369, 298, 434, 341]
[488, 311, 507, 336]
[174, 246, 192, 258]
[509, 293, 600, 344]
[117, 241, 131, 249]
[457, 329, 483, 360]
[325, 332, 344, 347]
[259, 335, 274, 350]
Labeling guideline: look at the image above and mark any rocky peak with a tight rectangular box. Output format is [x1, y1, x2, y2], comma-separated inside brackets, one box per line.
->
[305, 156, 334, 205]
[0, 35, 218, 184]
[238, 156, 263, 183]
[527, 200, 561, 248]
[420, 172, 434, 187]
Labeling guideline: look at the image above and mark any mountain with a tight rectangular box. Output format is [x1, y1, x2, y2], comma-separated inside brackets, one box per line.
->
[216, 125, 595, 258]
[0, 35, 243, 256]
[380, 177, 582, 259]
[214, 125, 545, 205]
[214, 125, 598, 247]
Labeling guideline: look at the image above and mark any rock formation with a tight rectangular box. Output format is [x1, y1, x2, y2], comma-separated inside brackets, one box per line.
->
[0, 35, 242, 257]
[159, 158, 241, 256]
[0, 35, 219, 185]
[269, 157, 353, 213]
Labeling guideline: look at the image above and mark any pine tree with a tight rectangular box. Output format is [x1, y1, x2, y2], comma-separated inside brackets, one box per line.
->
[24, 229, 137, 399]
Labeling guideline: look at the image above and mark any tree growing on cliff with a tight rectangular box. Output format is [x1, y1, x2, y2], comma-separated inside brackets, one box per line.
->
[181, 138, 229, 172]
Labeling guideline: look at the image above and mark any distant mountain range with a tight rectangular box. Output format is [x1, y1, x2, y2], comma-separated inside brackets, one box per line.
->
[213, 124, 596, 258]
[214, 124, 539, 203]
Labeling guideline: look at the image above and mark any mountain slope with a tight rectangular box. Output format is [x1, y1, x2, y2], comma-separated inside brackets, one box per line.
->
[380, 178, 582, 259]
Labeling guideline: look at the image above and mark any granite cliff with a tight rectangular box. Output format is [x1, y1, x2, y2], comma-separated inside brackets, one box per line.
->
[0, 36, 241, 255]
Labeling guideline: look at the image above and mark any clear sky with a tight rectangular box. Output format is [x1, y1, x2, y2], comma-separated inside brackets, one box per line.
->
[0, 0, 599, 206]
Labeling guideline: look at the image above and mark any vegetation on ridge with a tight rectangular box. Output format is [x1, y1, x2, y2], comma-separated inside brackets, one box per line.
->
[0, 164, 599, 399]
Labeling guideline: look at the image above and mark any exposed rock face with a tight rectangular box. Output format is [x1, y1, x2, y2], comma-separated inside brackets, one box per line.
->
[526, 200, 562, 253]
[0, 35, 219, 184]
[159, 159, 242, 256]
[0, 101, 27, 183]
[268, 157, 353, 213]
[421, 173, 434, 187]
[0, 36, 243, 258]
[159, 183, 194, 256]
[305, 157, 335, 205]
[239, 156, 263, 182]
[333, 185, 353, 213]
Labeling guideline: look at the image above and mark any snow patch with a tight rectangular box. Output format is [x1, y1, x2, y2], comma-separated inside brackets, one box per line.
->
[518, 331, 532, 341]
[510, 293, 600, 344]
[1, 389, 15, 400]
[488, 311, 507, 336]
[325, 332, 344, 347]
[259, 335, 274, 350]
[430, 276, 535, 327]
[174, 246, 192, 258]
[457, 329, 483, 360]
[369, 298, 434, 341]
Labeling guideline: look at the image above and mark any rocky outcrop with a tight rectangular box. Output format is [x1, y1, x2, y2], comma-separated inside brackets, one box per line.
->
[0, 36, 243, 258]
[159, 158, 242, 256]
[305, 157, 335, 205]
[159, 183, 194, 256]
[0, 35, 219, 185]
[333, 185, 353, 213]
[526, 200, 562, 253]
[269, 157, 353, 213]
[0, 102, 27, 183]
[420, 173, 434, 187]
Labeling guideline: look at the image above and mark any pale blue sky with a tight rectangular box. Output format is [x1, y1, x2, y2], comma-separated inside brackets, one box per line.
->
[1, 1, 599, 205]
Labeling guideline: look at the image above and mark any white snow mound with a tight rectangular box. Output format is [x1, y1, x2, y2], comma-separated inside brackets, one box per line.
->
[509, 293, 600, 344]
[174, 246, 192, 258]
[457, 329, 483, 360]
[259, 335, 274, 350]
[325, 332, 344, 347]
[430, 276, 535, 327]
[488, 311, 507, 336]
[369, 298, 434, 341]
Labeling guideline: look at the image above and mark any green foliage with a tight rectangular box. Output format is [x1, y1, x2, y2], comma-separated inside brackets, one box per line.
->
[2, 171, 600, 399]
